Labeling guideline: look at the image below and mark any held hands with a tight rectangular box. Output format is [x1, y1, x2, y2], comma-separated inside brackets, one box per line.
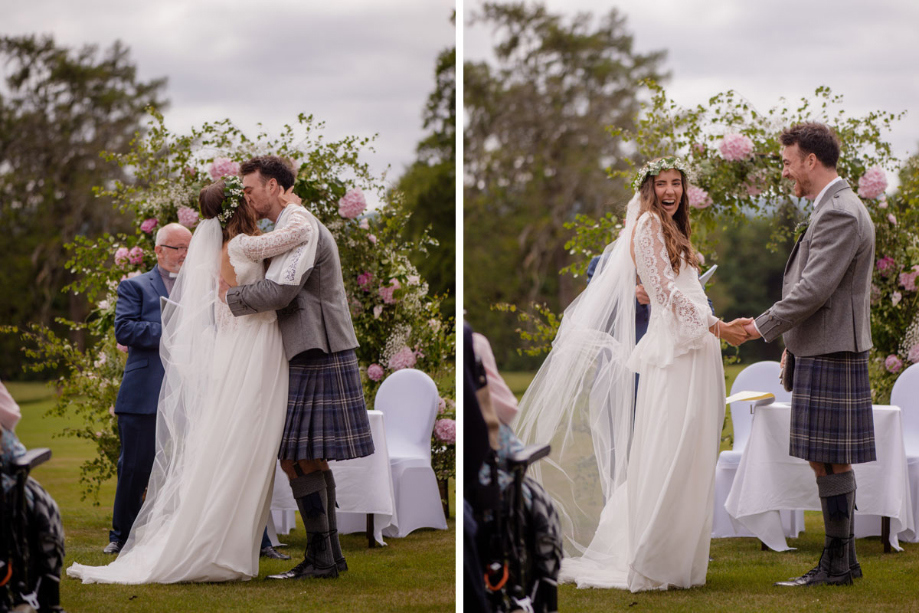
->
[715, 317, 760, 346]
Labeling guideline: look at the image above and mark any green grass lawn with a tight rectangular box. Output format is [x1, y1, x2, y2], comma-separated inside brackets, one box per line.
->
[7, 382, 455, 613]
[500, 367, 919, 612]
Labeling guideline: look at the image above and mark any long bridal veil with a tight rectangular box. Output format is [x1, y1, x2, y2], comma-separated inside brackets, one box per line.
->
[515, 195, 640, 561]
[119, 218, 222, 560]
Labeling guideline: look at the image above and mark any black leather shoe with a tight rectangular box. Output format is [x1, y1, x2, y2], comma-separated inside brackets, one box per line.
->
[850, 563, 863, 579]
[102, 542, 122, 554]
[260, 546, 291, 560]
[336, 559, 348, 572]
[267, 559, 339, 580]
[775, 568, 852, 587]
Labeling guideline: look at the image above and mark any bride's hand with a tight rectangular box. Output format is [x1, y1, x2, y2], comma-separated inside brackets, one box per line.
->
[278, 185, 301, 207]
[719, 319, 750, 347]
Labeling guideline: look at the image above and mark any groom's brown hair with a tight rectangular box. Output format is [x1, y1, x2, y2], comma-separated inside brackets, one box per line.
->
[240, 155, 296, 190]
[779, 122, 840, 169]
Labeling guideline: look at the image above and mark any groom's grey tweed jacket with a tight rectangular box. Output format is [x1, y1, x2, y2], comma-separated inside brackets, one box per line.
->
[755, 180, 875, 357]
[226, 220, 359, 360]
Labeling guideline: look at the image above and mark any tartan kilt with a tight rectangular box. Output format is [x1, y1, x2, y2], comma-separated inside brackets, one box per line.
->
[789, 350, 876, 464]
[279, 349, 375, 462]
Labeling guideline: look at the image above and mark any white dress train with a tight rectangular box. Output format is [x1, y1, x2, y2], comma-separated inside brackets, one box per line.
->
[67, 213, 311, 584]
[516, 201, 725, 592]
[561, 211, 725, 590]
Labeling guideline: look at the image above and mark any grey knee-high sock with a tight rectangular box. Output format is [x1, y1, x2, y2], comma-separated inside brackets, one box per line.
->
[290, 471, 334, 568]
[816, 471, 856, 574]
[324, 470, 345, 564]
[849, 482, 859, 570]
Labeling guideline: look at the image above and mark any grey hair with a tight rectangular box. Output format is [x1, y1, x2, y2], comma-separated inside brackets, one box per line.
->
[155, 223, 190, 247]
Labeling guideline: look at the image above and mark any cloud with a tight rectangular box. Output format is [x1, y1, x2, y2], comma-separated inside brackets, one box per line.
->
[6, 0, 456, 194]
[466, 0, 919, 165]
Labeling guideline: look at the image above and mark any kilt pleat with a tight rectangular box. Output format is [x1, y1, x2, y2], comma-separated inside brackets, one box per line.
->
[789, 350, 876, 464]
[279, 349, 375, 462]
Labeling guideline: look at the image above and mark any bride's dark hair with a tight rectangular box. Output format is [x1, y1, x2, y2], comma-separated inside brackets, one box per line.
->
[198, 180, 261, 243]
[637, 165, 698, 275]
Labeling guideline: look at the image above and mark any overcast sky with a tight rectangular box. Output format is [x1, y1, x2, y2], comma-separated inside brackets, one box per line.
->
[465, 0, 919, 183]
[5, 0, 455, 199]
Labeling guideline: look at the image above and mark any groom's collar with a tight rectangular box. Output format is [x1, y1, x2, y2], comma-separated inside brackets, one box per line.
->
[812, 176, 846, 212]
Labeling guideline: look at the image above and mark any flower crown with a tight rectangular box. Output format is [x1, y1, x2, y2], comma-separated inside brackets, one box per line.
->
[631, 157, 693, 193]
[216, 175, 244, 227]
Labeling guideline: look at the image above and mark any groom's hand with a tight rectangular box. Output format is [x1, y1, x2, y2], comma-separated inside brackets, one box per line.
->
[720, 319, 750, 346]
[219, 277, 230, 304]
[741, 317, 762, 341]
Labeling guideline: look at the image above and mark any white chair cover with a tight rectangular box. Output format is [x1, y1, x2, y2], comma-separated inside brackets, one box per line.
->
[873, 363, 919, 542]
[712, 361, 804, 539]
[374, 369, 447, 537]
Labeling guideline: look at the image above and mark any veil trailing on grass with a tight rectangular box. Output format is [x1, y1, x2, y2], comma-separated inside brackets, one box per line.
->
[122, 218, 222, 555]
[514, 194, 640, 558]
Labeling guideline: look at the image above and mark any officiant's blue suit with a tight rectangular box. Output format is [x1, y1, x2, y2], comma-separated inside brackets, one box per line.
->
[109, 265, 169, 546]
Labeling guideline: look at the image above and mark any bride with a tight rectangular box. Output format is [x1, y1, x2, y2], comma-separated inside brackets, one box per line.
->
[68, 177, 314, 583]
[516, 158, 747, 591]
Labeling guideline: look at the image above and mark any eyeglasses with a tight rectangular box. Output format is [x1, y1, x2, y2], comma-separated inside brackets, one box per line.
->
[161, 245, 189, 253]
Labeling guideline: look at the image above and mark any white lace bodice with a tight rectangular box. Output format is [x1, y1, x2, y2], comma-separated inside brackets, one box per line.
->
[215, 212, 313, 331]
[631, 212, 717, 365]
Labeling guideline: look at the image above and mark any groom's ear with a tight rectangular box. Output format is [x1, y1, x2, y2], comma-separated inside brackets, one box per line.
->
[267, 178, 278, 194]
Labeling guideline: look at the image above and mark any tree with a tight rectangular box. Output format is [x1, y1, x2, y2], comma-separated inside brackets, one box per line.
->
[3, 112, 455, 500]
[0, 35, 167, 378]
[395, 40, 455, 317]
[464, 2, 667, 368]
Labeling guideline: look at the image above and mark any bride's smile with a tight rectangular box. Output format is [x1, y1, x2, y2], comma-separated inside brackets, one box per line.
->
[654, 168, 683, 218]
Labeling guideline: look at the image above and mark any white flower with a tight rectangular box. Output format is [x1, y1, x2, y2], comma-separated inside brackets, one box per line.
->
[407, 275, 420, 286]
[373, 305, 383, 319]
[893, 291, 903, 306]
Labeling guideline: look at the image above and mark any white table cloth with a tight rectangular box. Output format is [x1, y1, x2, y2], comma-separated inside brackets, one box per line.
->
[270, 410, 397, 546]
[725, 402, 914, 551]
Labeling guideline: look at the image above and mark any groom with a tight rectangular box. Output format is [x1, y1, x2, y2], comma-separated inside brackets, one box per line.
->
[222, 156, 374, 580]
[740, 122, 876, 586]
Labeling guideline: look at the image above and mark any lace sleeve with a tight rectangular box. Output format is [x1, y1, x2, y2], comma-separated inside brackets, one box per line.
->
[633, 212, 716, 348]
[234, 211, 312, 263]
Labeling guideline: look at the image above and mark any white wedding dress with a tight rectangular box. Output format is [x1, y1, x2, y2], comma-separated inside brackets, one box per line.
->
[516, 199, 725, 592]
[68, 214, 311, 584]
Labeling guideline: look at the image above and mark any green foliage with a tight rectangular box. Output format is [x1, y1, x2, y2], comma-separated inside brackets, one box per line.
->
[464, 2, 667, 369]
[395, 41, 456, 317]
[7, 111, 455, 499]
[0, 34, 167, 379]
[495, 81, 918, 405]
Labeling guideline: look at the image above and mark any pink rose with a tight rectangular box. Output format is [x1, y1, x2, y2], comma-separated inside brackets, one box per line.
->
[909, 344, 919, 364]
[878, 194, 889, 209]
[876, 257, 897, 276]
[208, 157, 240, 181]
[114, 247, 130, 266]
[338, 189, 367, 219]
[857, 166, 888, 200]
[433, 418, 456, 444]
[357, 271, 374, 291]
[359, 218, 370, 230]
[368, 234, 377, 244]
[438, 397, 447, 415]
[367, 363, 384, 381]
[892, 291, 902, 306]
[140, 218, 159, 234]
[687, 186, 712, 209]
[388, 346, 417, 371]
[719, 133, 754, 161]
[378, 279, 401, 305]
[888, 214, 897, 226]
[177, 206, 199, 228]
[899, 267, 919, 292]
[885, 354, 903, 373]
[117, 343, 128, 353]
[128, 246, 144, 265]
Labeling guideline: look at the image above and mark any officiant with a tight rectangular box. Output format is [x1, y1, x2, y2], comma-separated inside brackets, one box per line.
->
[105, 223, 191, 554]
